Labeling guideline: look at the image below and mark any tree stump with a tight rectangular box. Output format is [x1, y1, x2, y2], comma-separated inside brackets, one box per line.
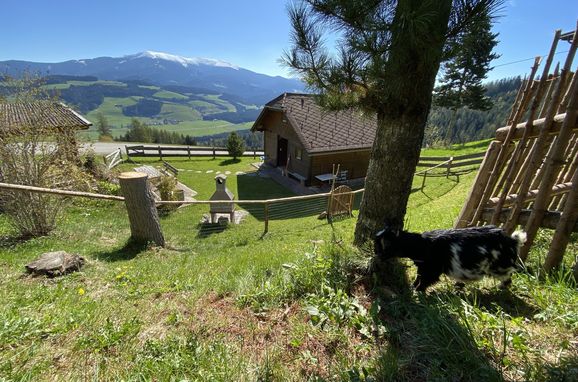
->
[119, 171, 165, 247]
[25, 251, 85, 277]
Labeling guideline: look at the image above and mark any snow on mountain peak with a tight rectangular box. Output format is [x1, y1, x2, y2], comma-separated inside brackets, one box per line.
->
[130, 51, 239, 70]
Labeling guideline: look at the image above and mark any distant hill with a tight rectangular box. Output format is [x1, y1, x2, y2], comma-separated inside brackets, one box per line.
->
[426, 77, 523, 145]
[0, 51, 304, 105]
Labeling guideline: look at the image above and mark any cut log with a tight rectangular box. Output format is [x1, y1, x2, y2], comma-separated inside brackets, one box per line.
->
[118, 172, 165, 247]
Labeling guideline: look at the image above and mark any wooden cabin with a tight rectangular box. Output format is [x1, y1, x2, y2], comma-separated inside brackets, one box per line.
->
[0, 101, 92, 160]
[251, 93, 377, 186]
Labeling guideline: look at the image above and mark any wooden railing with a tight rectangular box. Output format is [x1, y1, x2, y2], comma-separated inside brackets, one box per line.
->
[415, 151, 485, 189]
[104, 148, 123, 169]
[125, 145, 264, 159]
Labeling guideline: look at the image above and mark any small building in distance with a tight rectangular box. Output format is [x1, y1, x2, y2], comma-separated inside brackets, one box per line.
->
[0, 101, 92, 160]
[251, 93, 376, 186]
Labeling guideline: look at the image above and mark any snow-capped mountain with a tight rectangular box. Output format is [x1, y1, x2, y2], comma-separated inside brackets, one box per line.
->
[0, 51, 303, 103]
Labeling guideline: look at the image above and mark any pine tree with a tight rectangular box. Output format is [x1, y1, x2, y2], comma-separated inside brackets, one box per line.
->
[284, 0, 504, 245]
[434, 12, 500, 142]
[226, 132, 245, 160]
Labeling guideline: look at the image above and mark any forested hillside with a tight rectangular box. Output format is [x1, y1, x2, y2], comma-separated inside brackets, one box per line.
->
[426, 77, 522, 145]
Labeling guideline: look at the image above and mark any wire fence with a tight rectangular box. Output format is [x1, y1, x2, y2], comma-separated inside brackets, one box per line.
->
[0, 181, 364, 248]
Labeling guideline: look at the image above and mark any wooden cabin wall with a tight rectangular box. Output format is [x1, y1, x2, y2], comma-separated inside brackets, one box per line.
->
[310, 150, 371, 180]
[260, 112, 311, 180]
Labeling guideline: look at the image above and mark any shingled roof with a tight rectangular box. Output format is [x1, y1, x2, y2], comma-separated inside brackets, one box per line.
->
[0, 102, 92, 131]
[253, 93, 377, 154]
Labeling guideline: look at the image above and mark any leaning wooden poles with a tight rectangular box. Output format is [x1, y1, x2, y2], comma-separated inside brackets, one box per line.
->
[455, 23, 578, 272]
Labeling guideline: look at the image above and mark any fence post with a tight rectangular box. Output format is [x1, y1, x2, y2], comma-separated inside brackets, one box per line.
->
[118, 172, 165, 247]
[421, 171, 428, 190]
[158, 146, 163, 160]
[187, 146, 191, 160]
[253, 149, 256, 159]
[263, 202, 269, 235]
[213, 147, 216, 159]
[447, 157, 453, 178]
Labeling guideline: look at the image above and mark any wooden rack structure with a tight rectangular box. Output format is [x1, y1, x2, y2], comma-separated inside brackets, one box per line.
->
[456, 24, 578, 271]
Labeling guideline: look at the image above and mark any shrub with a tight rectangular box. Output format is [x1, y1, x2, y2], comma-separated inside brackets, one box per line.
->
[156, 175, 178, 201]
[0, 75, 88, 237]
[226, 131, 245, 159]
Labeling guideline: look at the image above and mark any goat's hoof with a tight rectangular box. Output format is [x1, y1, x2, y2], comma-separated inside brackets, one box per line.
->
[498, 280, 512, 290]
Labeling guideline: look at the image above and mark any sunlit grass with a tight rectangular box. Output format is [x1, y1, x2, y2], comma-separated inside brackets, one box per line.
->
[1, 147, 576, 380]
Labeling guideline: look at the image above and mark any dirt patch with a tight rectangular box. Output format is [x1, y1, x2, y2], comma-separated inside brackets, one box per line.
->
[186, 292, 374, 378]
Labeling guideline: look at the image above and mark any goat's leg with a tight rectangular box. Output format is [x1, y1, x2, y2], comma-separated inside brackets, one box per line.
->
[455, 282, 466, 290]
[498, 278, 512, 289]
[413, 268, 440, 292]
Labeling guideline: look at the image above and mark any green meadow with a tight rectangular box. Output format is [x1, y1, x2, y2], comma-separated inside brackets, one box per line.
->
[0, 146, 576, 381]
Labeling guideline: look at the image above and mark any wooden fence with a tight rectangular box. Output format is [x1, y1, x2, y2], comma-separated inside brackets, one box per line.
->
[415, 151, 485, 189]
[125, 145, 264, 160]
[103, 148, 123, 169]
[0, 181, 363, 238]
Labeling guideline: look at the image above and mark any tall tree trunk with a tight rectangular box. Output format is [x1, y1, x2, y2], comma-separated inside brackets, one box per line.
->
[354, 0, 452, 246]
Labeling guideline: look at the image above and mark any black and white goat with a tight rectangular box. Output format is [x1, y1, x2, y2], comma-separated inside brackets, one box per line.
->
[374, 225, 527, 292]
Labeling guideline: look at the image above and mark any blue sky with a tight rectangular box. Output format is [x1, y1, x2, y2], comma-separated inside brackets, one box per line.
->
[0, 0, 576, 81]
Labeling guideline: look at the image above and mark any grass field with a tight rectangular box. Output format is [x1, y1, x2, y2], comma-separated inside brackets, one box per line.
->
[77, 120, 253, 141]
[1, 149, 577, 381]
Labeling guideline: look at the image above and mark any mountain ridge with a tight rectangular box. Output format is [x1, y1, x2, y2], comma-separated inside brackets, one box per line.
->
[0, 51, 303, 104]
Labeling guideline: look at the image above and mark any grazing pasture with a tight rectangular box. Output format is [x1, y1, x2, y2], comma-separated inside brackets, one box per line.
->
[0, 147, 576, 381]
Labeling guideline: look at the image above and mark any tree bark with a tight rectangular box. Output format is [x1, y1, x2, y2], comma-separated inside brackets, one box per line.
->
[119, 172, 165, 247]
[354, 0, 452, 246]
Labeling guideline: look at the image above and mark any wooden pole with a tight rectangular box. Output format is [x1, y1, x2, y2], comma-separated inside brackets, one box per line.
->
[504, 36, 578, 237]
[187, 146, 191, 160]
[543, 165, 578, 271]
[490, 35, 561, 226]
[446, 157, 453, 178]
[455, 140, 501, 228]
[118, 172, 165, 247]
[519, 67, 578, 260]
[469, 57, 542, 227]
[421, 171, 427, 190]
[263, 202, 269, 234]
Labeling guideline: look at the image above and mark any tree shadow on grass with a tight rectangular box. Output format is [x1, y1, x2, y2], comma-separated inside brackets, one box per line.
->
[539, 354, 578, 381]
[461, 288, 541, 319]
[373, 294, 503, 381]
[367, 261, 502, 381]
[219, 158, 241, 166]
[94, 239, 149, 262]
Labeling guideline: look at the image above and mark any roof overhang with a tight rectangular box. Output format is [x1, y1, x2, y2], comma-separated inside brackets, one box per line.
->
[250, 105, 283, 132]
[308, 146, 372, 156]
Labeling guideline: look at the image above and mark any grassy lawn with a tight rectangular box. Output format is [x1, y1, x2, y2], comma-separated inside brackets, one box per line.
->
[1, 150, 577, 381]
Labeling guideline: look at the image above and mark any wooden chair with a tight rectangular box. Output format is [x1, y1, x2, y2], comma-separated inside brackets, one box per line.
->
[335, 170, 348, 184]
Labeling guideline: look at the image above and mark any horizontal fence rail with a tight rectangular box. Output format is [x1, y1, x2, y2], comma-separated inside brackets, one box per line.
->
[416, 151, 485, 168]
[0, 182, 364, 238]
[415, 151, 485, 190]
[125, 145, 264, 159]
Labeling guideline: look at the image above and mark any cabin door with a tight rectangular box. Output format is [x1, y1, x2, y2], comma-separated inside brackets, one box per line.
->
[277, 137, 288, 167]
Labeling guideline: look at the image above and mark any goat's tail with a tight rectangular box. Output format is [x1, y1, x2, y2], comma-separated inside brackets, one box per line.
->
[511, 230, 527, 247]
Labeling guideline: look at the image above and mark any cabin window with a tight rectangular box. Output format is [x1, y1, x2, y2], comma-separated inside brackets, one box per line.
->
[295, 147, 302, 160]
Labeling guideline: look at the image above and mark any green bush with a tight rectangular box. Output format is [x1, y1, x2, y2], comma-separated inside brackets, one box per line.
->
[226, 132, 246, 159]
